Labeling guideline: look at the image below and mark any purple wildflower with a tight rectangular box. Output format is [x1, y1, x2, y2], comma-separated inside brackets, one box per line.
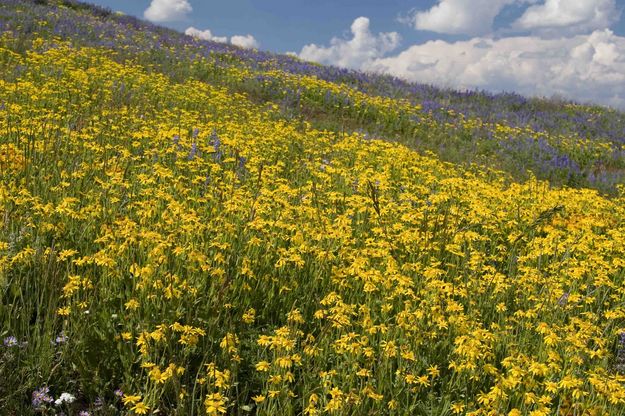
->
[238, 156, 247, 169]
[32, 386, 53, 409]
[3, 336, 18, 347]
[616, 332, 625, 373]
[54, 332, 68, 345]
[211, 131, 221, 151]
[188, 142, 198, 160]
[210, 130, 222, 161]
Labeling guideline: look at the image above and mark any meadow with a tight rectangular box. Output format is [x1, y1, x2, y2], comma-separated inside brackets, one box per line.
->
[2, 1, 625, 415]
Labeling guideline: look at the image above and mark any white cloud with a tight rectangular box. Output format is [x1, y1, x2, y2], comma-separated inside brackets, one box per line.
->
[144, 0, 192, 23]
[299, 17, 400, 68]
[185, 28, 259, 49]
[231, 34, 260, 49]
[514, 0, 620, 34]
[409, 0, 518, 36]
[185, 27, 228, 43]
[367, 29, 625, 108]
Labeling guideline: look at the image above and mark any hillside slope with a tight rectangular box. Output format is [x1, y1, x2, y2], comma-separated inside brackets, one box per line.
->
[1, 0, 625, 193]
[1, 1, 625, 415]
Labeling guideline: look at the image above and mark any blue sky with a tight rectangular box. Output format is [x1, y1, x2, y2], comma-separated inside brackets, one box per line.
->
[90, 0, 625, 53]
[90, 0, 472, 52]
[89, 1, 625, 108]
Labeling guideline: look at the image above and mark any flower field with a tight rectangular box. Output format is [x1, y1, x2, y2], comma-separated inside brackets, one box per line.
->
[2, 1, 625, 415]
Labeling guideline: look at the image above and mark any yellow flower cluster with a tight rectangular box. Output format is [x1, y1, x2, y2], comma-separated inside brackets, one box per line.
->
[2, 36, 625, 415]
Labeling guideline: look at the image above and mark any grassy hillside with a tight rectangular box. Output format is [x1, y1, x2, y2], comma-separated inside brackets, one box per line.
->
[1, 1, 625, 415]
[2, 0, 625, 194]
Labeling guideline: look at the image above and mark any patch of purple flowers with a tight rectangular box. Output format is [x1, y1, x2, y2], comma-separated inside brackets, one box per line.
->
[616, 332, 625, 373]
[32, 386, 53, 410]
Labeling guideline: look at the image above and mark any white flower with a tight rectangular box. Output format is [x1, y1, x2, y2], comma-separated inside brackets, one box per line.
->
[55, 392, 76, 406]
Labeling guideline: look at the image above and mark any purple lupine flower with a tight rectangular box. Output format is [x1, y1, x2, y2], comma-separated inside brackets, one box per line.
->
[238, 156, 247, 170]
[558, 292, 569, 306]
[210, 130, 222, 161]
[237, 156, 248, 179]
[79, 411, 90, 416]
[211, 131, 221, 152]
[188, 142, 198, 160]
[615, 332, 625, 373]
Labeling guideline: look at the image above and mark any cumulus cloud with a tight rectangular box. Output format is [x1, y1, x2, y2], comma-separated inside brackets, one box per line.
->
[297, 12, 625, 107]
[299, 17, 400, 68]
[514, 0, 620, 35]
[367, 29, 625, 108]
[408, 0, 518, 36]
[185, 27, 228, 43]
[407, 0, 621, 37]
[144, 0, 192, 23]
[185, 27, 259, 49]
[231, 34, 260, 49]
